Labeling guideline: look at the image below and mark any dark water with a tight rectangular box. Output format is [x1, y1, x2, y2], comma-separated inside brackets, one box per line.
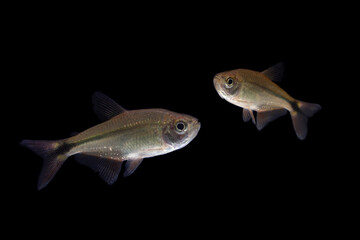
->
[5, 5, 345, 238]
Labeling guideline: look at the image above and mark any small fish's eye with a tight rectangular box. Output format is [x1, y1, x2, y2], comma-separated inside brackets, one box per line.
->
[226, 77, 234, 87]
[175, 121, 187, 133]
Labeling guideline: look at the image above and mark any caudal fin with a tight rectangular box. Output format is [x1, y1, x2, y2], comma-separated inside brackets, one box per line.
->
[291, 101, 321, 140]
[20, 139, 68, 190]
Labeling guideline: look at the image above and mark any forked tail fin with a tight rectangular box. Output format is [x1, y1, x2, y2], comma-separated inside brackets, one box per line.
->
[20, 139, 68, 190]
[291, 101, 321, 140]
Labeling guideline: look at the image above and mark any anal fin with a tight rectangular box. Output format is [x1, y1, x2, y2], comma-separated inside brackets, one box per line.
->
[256, 109, 287, 131]
[75, 153, 123, 185]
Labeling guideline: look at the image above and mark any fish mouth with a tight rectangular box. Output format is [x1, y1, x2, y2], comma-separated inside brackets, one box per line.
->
[213, 75, 220, 87]
[186, 120, 201, 144]
[193, 121, 201, 136]
[213, 75, 226, 99]
[218, 89, 227, 99]
[215, 86, 227, 99]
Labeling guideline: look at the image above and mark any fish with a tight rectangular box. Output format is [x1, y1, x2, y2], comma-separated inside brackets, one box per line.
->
[213, 62, 321, 140]
[20, 92, 201, 190]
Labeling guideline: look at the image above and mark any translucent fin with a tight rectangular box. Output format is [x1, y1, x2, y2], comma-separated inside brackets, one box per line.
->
[243, 109, 251, 122]
[256, 109, 287, 131]
[249, 110, 256, 124]
[291, 101, 321, 140]
[92, 91, 127, 122]
[123, 159, 143, 177]
[243, 109, 256, 124]
[20, 139, 68, 190]
[243, 108, 256, 124]
[298, 101, 322, 118]
[261, 62, 285, 83]
[75, 154, 123, 185]
[291, 112, 308, 140]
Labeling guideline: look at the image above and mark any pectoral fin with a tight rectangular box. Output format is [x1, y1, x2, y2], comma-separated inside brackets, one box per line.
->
[75, 153, 123, 185]
[123, 159, 143, 177]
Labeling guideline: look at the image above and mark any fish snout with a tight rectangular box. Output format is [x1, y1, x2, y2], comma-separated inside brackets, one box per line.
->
[213, 74, 226, 97]
[184, 116, 200, 138]
[188, 116, 201, 133]
[213, 82, 227, 100]
[213, 74, 221, 87]
[194, 121, 201, 134]
[185, 119, 201, 145]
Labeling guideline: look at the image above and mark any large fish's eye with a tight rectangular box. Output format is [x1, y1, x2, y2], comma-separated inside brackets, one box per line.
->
[225, 77, 234, 88]
[175, 121, 187, 133]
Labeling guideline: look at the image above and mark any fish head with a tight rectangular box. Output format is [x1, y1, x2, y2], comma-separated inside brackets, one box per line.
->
[162, 112, 201, 151]
[213, 70, 242, 100]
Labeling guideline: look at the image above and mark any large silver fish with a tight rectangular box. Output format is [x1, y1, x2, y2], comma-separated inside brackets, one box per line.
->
[21, 92, 201, 190]
[214, 62, 321, 140]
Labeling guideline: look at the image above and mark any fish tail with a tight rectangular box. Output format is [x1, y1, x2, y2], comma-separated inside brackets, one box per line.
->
[20, 139, 69, 190]
[291, 101, 321, 140]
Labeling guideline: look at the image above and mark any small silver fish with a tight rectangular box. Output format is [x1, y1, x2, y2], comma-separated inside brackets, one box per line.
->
[21, 92, 201, 190]
[214, 62, 321, 139]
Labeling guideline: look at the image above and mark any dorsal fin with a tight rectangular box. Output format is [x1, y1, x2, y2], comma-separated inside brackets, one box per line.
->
[92, 92, 127, 122]
[261, 62, 285, 83]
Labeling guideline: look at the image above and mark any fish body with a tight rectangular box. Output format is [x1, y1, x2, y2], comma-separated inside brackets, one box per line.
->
[21, 92, 200, 190]
[213, 62, 321, 140]
[68, 109, 195, 159]
[216, 68, 294, 111]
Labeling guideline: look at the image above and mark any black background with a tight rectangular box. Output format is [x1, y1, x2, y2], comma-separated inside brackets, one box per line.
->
[5, 3, 347, 238]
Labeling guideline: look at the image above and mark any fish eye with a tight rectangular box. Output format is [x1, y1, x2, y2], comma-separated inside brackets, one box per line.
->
[225, 77, 234, 88]
[175, 121, 187, 133]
